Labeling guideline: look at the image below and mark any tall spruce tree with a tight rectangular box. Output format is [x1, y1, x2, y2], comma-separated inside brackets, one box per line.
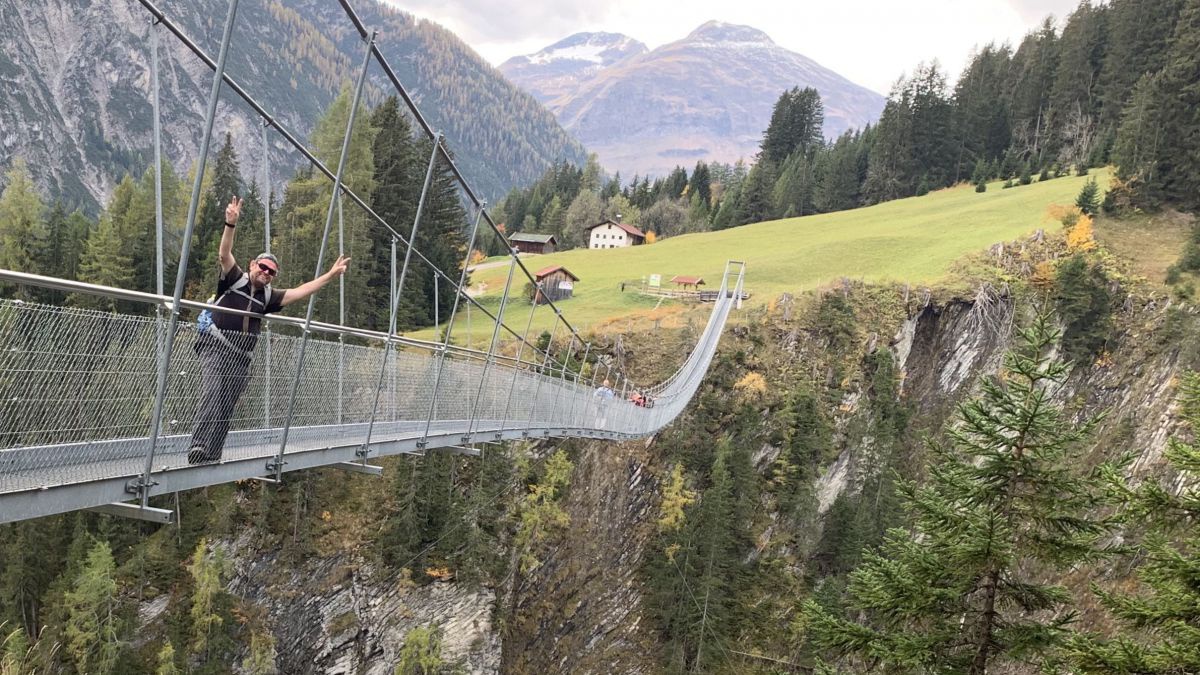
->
[0, 159, 46, 300]
[191, 133, 245, 289]
[736, 160, 778, 225]
[274, 87, 377, 326]
[1007, 19, 1060, 166]
[63, 541, 121, 675]
[803, 314, 1113, 674]
[1096, 0, 1183, 130]
[1066, 372, 1200, 673]
[369, 96, 420, 331]
[1048, 1, 1109, 167]
[688, 161, 713, 210]
[952, 44, 1013, 182]
[760, 87, 825, 165]
[1114, 0, 1200, 211]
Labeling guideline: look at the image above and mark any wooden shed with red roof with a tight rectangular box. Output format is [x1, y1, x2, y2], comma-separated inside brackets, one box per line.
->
[584, 219, 645, 249]
[531, 265, 580, 304]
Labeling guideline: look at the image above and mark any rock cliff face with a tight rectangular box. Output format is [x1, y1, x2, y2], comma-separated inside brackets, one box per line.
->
[224, 531, 500, 674]
[502, 441, 661, 674]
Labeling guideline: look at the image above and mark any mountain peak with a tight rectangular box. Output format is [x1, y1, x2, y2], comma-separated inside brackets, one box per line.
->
[685, 21, 774, 45]
[499, 32, 647, 104]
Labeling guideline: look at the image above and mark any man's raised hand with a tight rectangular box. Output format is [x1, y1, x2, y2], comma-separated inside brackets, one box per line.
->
[328, 255, 351, 277]
[225, 196, 244, 226]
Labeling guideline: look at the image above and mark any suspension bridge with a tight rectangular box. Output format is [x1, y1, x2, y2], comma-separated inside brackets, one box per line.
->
[0, 0, 745, 525]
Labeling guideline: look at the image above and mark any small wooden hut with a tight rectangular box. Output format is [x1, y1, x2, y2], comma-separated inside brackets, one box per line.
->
[508, 232, 558, 254]
[532, 265, 579, 304]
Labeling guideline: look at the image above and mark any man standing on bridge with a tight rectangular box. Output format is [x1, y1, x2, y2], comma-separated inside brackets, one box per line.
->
[188, 196, 350, 464]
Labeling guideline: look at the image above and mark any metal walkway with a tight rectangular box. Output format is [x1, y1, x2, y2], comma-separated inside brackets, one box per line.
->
[0, 0, 747, 524]
[0, 265, 744, 524]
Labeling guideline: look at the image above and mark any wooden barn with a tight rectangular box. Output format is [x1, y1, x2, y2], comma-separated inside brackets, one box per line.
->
[531, 265, 579, 304]
[508, 232, 558, 255]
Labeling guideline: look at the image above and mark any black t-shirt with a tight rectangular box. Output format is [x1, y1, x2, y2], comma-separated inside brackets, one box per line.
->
[211, 265, 284, 349]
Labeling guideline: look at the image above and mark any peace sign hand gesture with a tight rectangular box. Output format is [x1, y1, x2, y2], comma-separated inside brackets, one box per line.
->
[327, 255, 351, 277]
[225, 196, 244, 226]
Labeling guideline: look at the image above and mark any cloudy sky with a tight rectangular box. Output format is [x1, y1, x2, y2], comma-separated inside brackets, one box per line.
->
[386, 0, 1081, 94]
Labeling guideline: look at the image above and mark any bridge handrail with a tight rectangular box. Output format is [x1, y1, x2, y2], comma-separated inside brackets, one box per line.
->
[0, 269, 539, 371]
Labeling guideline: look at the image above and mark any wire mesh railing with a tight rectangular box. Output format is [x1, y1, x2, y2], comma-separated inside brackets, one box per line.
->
[0, 261, 742, 519]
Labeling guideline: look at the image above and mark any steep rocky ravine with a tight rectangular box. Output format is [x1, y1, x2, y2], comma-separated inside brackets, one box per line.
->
[161, 260, 1200, 673]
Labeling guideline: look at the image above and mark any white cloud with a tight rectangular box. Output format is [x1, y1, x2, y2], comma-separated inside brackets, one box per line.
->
[388, 0, 1073, 94]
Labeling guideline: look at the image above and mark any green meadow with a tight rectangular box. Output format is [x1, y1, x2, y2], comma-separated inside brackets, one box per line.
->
[413, 170, 1108, 345]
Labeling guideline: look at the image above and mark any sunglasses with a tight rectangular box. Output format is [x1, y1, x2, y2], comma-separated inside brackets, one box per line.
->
[257, 262, 278, 277]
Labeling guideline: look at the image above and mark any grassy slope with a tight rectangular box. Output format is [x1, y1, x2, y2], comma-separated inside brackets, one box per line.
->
[415, 170, 1109, 344]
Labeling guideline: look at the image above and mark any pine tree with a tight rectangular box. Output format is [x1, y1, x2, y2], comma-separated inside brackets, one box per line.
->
[816, 130, 865, 212]
[760, 87, 825, 165]
[564, 190, 602, 249]
[395, 625, 447, 675]
[155, 641, 180, 675]
[1007, 20, 1060, 166]
[688, 161, 713, 210]
[1019, 161, 1034, 185]
[242, 627, 277, 675]
[191, 133, 245, 288]
[275, 88, 378, 326]
[737, 161, 778, 225]
[0, 158, 46, 300]
[711, 183, 742, 231]
[1055, 254, 1113, 360]
[1048, 2, 1108, 167]
[74, 209, 136, 311]
[513, 450, 572, 574]
[773, 151, 817, 218]
[1111, 0, 1200, 211]
[1076, 177, 1101, 215]
[368, 97, 419, 330]
[803, 314, 1114, 674]
[662, 166, 689, 200]
[64, 541, 121, 675]
[1097, 0, 1183, 129]
[952, 44, 1013, 182]
[1066, 372, 1200, 673]
[189, 538, 225, 659]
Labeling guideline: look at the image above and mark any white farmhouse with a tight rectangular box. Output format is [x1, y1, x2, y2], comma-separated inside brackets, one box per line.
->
[584, 219, 646, 249]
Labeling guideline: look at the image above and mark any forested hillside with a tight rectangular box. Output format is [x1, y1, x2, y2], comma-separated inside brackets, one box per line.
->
[0, 0, 586, 213]
[494, 0, 1199, 257]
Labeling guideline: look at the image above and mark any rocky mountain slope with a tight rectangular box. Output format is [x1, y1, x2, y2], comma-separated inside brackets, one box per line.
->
[0, 0, 586, 212]
[499, 32, 647, 105]
[501, 21, 886, 179]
